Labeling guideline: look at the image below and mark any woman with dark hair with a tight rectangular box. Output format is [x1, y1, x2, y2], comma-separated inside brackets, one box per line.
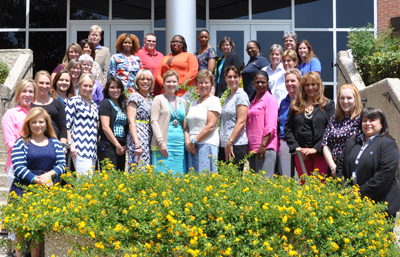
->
[32, 70, 67, 145]
[79, 39, 102, 82]
[246, 70, 278, 178]
[51, 43, 83, 81]
[322, 84, 362, 177]
[297, 39, 321, 76]
[127, 69, 154, 166]
[336, 107, 400, 221]
[242, 40, 270, 99]
[108, 33, 142, 91]
[10, 107, 65, 257]
[156, 35, 198, 96]
[219, 66, 249, 172]
[214, 37, 242, 97]
[98, 77, 128, 171]
[284, 71, 335, 179]
[66, 59, 82, 94]
[195, 30, 217, 72]
[51, 69, 75, 106]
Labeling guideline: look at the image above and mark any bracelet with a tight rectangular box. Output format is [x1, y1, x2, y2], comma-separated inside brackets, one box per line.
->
[191, 138, 197, 145]
[228, 138, 234, 144]
[44, 173, 52, 181]
[116, 145, 122, 150]
[135, 145, 142, 149]
[158, 140, 164, 146]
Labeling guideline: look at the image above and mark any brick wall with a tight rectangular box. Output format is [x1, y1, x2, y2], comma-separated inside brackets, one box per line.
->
[378, 0, 400, 31]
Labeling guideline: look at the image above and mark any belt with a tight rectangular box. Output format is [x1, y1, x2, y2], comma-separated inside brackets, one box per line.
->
[136, 120, 149, 124]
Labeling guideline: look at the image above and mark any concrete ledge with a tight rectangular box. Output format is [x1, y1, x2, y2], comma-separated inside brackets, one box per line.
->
[337, 50, 365, 90]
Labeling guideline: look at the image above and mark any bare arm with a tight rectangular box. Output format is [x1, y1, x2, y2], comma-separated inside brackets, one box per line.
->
[323, 146, 336, 177]
[225, 105, 248, 161]
[100, 115, 126, 156]
[127, 101, 142, 158]
[207, 58, 216, 73]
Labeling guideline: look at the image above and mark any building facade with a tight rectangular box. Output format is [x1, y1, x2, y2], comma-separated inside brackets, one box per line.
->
[0, 0, 380, 99]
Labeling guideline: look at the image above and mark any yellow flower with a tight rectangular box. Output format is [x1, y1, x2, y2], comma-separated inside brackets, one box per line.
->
[284, 227, 290, 232]
[343, 238, 350, 243]
[289, 250, 298, 256]
[90, 231, 95, 238]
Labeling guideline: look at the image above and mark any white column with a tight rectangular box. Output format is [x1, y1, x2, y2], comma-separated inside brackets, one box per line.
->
[165, 0, 196, 54]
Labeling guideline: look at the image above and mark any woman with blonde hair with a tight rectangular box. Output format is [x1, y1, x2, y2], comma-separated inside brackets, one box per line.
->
[127, 69, 154, 166]
[2, 79, 37, 190]
[10, 107, 65, 257]
[51, 43, 83, 80]
[151, 70, 187, 174]
[322, 84, 362, 177]
[284, 71, 335, 179]
[108, 33, 142, 91]
[32, 70, 67, 145]
[66, 73, 98, 176]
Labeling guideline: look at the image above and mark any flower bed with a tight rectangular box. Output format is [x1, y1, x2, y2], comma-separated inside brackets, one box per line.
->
[1, 161, 399, 256]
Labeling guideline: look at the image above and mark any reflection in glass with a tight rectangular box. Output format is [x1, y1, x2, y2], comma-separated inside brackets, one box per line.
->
[216, 31, 245, 65]
[70, 0, 108, 20]
[197, 0, 206, 27]
[154, 31, 166, 56]
[295, 0, 332, 28]
[113, 1, 151, 20]
[0, 0, 26, 28]
[29, 32, 67, 74]
[296, 31, 333, 82]
[210, 0, 249, 20]
[337, 32, 350, 52]
[0, 32, 25, 49]
[155, 0, 166, 27]
[336, 0, 373, 28]
[30, 0, 67, 28]
[256, 31, 285, 56]
[252, 0, 291, 19]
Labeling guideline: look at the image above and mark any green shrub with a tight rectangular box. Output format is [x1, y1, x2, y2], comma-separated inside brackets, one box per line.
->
[347, 23, 400, 85]
[0, 61, 9, 84]
[1, 162, 399, 256]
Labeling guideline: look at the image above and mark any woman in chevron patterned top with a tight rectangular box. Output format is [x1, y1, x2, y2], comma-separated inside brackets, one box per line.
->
[66, 73, 99, 176]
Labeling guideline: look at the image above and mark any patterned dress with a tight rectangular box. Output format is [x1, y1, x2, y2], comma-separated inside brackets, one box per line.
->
[108, 53, 142, 91]
[127, 93, 153, 166]
[65, 96, 98, 160]
[321, 115, 361, 160]
[195, 47, 217, 71]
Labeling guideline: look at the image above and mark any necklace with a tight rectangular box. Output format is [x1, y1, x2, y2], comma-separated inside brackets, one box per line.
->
[198, 94, 210, 104]
[137, 91, 149, 99]
[164, 93, 179, 127]
[304, 106, 314, 119]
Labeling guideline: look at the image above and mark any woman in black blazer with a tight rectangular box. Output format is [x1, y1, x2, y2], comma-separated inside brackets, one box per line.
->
[336, 107, 400, 219]
[214, 37, 242, 97]
[284, 71, 335, 179]
[98, 77, 128, 171]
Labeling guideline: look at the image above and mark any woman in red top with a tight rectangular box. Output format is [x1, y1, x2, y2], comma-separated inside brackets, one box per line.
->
[156, 35, 198, 96]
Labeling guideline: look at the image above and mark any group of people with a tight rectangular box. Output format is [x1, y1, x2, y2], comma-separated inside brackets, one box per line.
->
[2, 26, 400, 256]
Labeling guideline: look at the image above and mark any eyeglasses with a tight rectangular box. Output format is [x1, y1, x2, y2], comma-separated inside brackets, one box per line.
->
[171, 41, 183, 44]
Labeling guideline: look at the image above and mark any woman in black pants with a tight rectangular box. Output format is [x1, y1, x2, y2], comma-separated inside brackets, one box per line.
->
[98, 77, 128, 171]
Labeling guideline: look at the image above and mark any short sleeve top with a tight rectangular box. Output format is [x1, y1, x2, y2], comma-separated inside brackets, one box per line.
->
[299, 57, 322, 75]
[321, 114, 361, 159]
[195, 47, 217, 71]
[220, 89, 249, 147]
[186, 95, 222, 146]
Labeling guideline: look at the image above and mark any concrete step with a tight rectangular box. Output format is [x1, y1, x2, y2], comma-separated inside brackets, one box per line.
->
[0, 152, 7, 164]
[0, 174, 6, 188]
[0, 188, 8, 202]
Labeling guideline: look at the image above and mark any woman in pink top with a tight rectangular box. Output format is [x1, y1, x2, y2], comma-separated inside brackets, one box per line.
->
[2, 78, 37, 190]
[246, 70, 279, 178]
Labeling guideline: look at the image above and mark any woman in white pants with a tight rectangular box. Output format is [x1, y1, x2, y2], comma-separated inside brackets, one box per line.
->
[278, 69, 301, 178]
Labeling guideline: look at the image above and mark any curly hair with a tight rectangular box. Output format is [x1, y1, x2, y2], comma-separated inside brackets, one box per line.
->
[115, 33, 140, 55]
[290, 71, 327, 115]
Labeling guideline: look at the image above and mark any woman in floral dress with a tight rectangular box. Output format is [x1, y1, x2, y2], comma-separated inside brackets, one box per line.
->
[127, 69, 154, 166]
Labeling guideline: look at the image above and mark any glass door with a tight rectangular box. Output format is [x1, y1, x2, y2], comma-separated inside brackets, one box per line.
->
[210, 23, 291, 64]
[110, 24, 151, 55]
[69, 24, 111, 48]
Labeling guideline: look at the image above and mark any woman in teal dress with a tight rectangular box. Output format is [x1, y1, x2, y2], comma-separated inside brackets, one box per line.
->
[151, 70, 187, 174]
